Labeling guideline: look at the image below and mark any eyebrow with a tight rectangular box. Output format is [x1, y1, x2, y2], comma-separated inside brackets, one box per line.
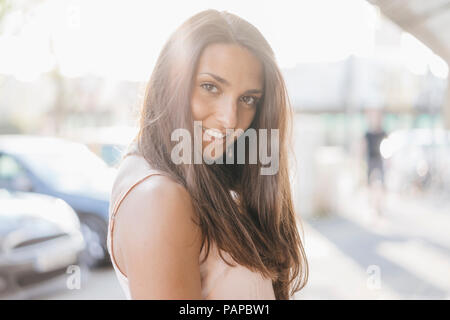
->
[199, 72, 263, 95]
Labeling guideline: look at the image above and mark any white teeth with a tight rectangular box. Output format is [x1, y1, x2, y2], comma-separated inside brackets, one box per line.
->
[208, 130, 225, 139]
[203, 127, 227, 139]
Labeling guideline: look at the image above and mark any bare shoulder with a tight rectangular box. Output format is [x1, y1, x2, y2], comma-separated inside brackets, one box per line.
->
[114, 174, 203, 299]
[117, 174, 201, 244]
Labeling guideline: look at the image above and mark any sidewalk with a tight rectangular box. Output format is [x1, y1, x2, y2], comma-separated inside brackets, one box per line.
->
[294, 220, 399, 299]
[295, 188, 450, 299]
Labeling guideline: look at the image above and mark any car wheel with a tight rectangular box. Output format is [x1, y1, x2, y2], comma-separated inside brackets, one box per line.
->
[79, 214, 110, 269]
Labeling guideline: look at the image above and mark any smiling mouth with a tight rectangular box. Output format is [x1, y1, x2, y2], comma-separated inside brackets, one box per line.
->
[202, 126, 232, 140]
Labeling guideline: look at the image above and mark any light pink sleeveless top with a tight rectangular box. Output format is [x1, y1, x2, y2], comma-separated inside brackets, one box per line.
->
[106, 152, 275, 300]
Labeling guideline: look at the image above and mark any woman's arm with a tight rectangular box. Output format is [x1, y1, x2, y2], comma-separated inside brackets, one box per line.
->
[114, 174, 203, 299]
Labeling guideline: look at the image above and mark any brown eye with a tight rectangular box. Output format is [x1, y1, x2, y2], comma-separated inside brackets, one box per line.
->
[240, 95, 259, 107]
[200, 83, 219, 93]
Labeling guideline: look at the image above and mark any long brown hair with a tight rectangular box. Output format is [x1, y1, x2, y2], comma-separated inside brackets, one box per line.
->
[134, 9, 308, 299]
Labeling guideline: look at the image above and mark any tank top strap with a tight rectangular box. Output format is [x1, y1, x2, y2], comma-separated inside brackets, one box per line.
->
[109, 154, 166, 221]
[107, 153, 166, 276]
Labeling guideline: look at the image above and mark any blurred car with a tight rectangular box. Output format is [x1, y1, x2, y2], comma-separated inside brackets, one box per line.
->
[380, 128, 450, 195]
[0, 188, 85, 299]
[0, 135, 117, 268]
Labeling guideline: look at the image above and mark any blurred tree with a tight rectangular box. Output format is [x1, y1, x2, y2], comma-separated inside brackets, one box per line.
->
[0, 0, 12, 29]
[0, 0, 67, 135]
[0, 0, 44, 34]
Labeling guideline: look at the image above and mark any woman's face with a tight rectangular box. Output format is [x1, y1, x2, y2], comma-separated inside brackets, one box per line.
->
[191, 43, 264, 159]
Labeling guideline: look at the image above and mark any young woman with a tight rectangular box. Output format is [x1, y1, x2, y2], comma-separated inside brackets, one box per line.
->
[107, 9, 308, 300]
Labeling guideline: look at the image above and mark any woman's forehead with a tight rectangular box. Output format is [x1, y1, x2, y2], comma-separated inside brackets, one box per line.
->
[196, 43, 263, 89]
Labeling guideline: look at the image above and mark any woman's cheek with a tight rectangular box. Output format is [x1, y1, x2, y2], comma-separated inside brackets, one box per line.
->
[191, 95, 206, 120]
[193, 96, 215, 119]
[240, 108, 257, 128]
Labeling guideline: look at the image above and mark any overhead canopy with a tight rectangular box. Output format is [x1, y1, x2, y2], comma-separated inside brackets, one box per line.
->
[368, 0, 450, 63]
[368, 0, 450, 128]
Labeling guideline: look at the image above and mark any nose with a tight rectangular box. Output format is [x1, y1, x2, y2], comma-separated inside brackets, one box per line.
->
[216, 96, 238, 130]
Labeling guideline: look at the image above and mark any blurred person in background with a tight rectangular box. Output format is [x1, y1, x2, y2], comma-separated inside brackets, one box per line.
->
[364, 109, 387, 219]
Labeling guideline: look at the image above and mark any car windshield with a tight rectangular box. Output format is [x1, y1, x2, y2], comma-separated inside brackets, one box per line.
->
[18, 144, 115, 196]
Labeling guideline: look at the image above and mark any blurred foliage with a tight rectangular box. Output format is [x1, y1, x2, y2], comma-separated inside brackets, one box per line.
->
[0, 0, 45, 33]
[0, 0, 12, 29]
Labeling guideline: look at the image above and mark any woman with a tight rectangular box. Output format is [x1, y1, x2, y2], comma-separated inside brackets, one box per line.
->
[107, 9, 308, 300]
